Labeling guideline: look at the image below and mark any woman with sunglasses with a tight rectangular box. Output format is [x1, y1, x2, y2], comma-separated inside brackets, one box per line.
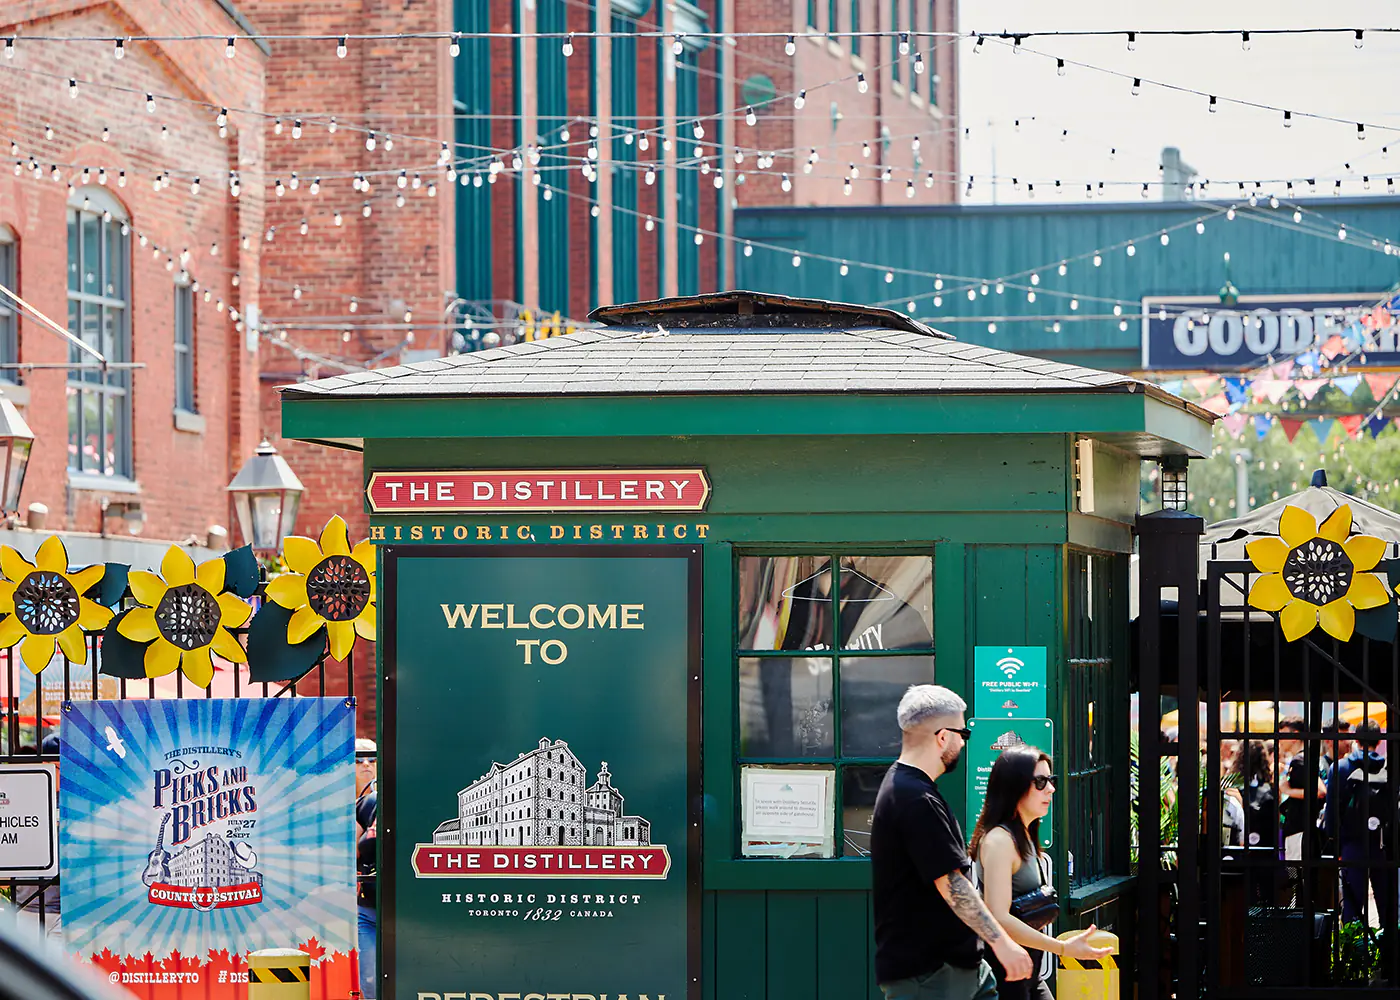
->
[970, 746, 1110, 999]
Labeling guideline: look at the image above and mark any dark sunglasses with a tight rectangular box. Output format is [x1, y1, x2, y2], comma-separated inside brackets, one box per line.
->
[1031, 775, 1057, 791]
[937, 727, 973, 740]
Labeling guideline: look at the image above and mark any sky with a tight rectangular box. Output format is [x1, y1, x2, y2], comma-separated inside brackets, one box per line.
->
[956, 1, 1400, 205]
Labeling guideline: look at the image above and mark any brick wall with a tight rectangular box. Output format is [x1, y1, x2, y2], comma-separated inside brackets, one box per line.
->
[0, 0, 265, 542]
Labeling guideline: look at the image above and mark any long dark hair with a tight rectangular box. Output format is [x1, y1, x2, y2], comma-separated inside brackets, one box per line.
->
[970, 746, 1052, 862]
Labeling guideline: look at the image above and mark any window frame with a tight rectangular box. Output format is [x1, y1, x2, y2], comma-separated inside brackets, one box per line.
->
[890, 0, 901, 82]
[850, 0, 861, 55]
[66, 188, 132, 480]
[0, 226, 16, 383]
[928, 0, 939, 104]
[173, 277, 196, 414]
[734, 550, 936, 859]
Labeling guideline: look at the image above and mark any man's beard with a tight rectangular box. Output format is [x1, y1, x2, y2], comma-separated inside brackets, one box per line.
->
[941, 744, 962, 774]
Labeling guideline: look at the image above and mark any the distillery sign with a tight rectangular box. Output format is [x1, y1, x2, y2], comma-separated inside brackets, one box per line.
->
[366, 468, 711, 513]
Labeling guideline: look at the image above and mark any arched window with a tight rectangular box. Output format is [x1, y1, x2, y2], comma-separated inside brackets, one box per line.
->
[67, 189, 131, 478]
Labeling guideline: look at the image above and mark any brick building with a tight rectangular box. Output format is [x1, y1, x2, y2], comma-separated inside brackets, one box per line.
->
[731, 0, 959, 209]
[0, 0, 265, 566]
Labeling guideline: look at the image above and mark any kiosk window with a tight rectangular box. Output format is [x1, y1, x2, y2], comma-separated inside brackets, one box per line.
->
[736, 554, 934, 857]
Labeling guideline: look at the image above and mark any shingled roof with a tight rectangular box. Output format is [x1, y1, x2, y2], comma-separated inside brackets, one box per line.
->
[282, 292, 1193, 406]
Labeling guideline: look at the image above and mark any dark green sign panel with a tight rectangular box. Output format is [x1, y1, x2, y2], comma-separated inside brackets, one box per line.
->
[382, 547, 700, 1000]
[966, 718, 1053, 850]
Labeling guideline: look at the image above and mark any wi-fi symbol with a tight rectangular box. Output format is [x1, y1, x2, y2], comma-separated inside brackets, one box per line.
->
[997, 656, 1024, 679]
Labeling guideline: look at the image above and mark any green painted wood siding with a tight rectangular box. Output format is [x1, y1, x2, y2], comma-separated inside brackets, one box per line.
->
[733, 198, 1400, 370]
[676, 53, 701, 295]
[536, 0, 569, 315]
[611, 15, 639, 303]
[453, 0, 492, 301]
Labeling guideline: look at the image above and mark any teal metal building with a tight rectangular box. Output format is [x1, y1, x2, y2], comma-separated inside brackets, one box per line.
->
[734, 198, 1400, 371]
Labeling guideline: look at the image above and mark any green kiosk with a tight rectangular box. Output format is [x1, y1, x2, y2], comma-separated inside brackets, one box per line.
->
[281, 292, 1213, 1000]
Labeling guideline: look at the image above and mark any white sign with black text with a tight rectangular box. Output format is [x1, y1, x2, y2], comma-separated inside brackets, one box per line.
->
[0, 764, 58, 878]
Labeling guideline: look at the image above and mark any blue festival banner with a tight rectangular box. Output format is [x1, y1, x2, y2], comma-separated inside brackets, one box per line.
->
[59, 698, 357, 998]
[1141, 293, 1397, 370]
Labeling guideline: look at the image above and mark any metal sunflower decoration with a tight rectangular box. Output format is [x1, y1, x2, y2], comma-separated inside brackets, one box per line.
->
[264, 514, 376, 660]
[0, 537, 112, 672]
[1247, 503, 1389, 642]
[116, 546, 253, 687]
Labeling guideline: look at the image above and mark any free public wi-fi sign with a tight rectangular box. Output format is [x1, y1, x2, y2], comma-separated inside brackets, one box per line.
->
[973, 646, 1047, 719]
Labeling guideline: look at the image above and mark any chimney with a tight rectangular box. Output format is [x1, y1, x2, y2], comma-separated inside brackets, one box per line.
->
[1161, 147, 1198, 201]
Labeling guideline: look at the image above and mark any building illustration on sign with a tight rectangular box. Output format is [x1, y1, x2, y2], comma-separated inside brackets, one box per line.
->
[432, 738, 651, 848]
[166, 832, 261, 890]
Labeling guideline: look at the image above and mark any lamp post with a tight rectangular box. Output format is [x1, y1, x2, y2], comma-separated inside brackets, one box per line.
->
[0, 395, 34, 520]
[226, 440, 305, 554]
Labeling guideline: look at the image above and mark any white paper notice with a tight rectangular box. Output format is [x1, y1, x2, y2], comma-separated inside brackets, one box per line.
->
[0, 763, 58, 878]
[741, 767, 832, 841]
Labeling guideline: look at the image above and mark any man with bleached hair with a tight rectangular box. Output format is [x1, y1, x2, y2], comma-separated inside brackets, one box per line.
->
[872, 685, 1032, 999]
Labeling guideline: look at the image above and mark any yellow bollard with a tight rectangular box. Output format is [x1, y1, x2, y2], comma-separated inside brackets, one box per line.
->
[1056, 930, 1119, 1000]
[247, 948, 310, 1000]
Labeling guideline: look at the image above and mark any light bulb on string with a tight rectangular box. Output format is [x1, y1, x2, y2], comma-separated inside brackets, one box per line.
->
[366, 131, 377, 151]
[1070, 299, 1079, 311]
[300, 218, 309, 235]
[1356, 29, 1365, 48]
[292, 119, 304, 139]
[1227, 207, 1236, 220]
[226, 36, 236, 58]
[925, 172, 934, 188]
[114, 38, 125, 59]
[915, 52, 925, 75]
[1339, 227, 1348, 240]
[1126, 31, 1136, 50]
[792, 255, 801, 267]
[1027, 290, 1036, 303]
[562, 33, 574, 57]
[843, 178, 852, 196]
[273, 118, 283, 135]
[933, 295, 942, 306]
[1141, 183, 1149, 199]
[1269, 194, 1279, 208]
[899, 32, 910, 56]
[794, 90, 806, 110]
[644, 167, 655, 185]
[1160, 232, 1170, 246]
[1240, 31, 1251, 51]
[1093, 254, 1102, 267]
[745, 106, 757, 126]
[862, 142, 871, 159]
[781, 173, 792, 192]
[785, 35, 796, 56]
[905, 180, 914, 199]
[967, 289, 976, 301]
[1283, 110, 1292, 127]
[974, 35, 984, 53]
[638, 135, 649, 151]
[839, 260, 848, 275]
[328, 117, 337, 133]
[450, 33, 461, 57]
[1114, 305, 1124, 317]
[333, 210, 343, 227]
[1057, 262, 1067, 276]
[988, 322, 997, 334]
[336, 37, 347, 58]
[3, 39, 12, 58]
[884, 271, 894, 284]
[1208, 95, 1217, 113]
[934, 277, 944, 290]
[310, 176, 321, 195]
[857, 73, 868, 93]
[672, 34, 684, 56]
[1131, 78, 1141, 96]
[1197, 221, 1205, 234]
[1056, 58, 1064, 76]
[559, 126, 570, 142]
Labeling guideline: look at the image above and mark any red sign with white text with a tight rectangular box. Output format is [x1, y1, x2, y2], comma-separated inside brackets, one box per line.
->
[147, 881, 263, 910]
[411, 845, 672, 879]
[366, 469, 710, 513]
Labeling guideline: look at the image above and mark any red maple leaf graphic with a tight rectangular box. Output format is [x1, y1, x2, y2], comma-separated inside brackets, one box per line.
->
[160, 948, 201, 974]
[89, 947, 124, 974]
[299, 936, 327, 961]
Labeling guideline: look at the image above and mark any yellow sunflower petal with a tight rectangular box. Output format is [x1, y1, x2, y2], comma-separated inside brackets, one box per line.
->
[127, 571, 169, 608]
[118, 607, 161, 642]
[56, 624, 87, 664]
[68, 564, 104, 596]
[326, 620, 356, 660]
[264, 572, 309, 610]
[1318, 599, 1356, 642]
[211, 626, 247, 663]
[216, 592, 253, 628]
[1279, 506, 1319, 549]
[282, 536, 322, 576]
[181, 646, 215, 688]
[20, 633, 56, 673]
[0, 614, 24, 648]
[1347, 572, 1390, 610]
[0, 546, 34, 583]
[287, 605, 325, 644]
[1248, 573, 1293, 613]
[352, 539, 376, 572]
[1344, 535, 1387, 572]
[144, 640, 181, 677]
[1279, 600, 1318, 642]
[319, 515, 351, 557]
[1318, 505, 1354, 544]
[195, 557, 226, 595]
[161, 546, 196, 587]
[1245, 537, 1290, 574]
[77, 597, 113, 631]
[353, 602, 377, 641]
[34, 535, 69, 573]
[0, 580, 15, 614]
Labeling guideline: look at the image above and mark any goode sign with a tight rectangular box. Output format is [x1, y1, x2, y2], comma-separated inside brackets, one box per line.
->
[1141, 294, 1397, 370]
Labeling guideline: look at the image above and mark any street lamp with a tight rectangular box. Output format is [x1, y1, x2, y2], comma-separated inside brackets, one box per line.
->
[0, 395, 34, 518]
[226, 440, 305, 553]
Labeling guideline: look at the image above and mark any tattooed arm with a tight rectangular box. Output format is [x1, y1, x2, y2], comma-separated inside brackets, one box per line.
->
[936, 870, 1005, 944]
[936, 870, 1034, 981]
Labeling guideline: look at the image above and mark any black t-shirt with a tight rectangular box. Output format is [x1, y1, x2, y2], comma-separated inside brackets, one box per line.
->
[1281, 756, 1305, 835]
[871, 762, 983, 982]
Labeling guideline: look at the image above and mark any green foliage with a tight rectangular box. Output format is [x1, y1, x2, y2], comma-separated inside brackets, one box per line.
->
[1332, 920, 1385, 984]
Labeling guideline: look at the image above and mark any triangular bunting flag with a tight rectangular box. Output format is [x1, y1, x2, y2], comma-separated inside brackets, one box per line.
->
[1253, 414, 1273, 440]
[1200, 393, 1231, 416]
[1263, 380, 1292, 404]
[1251, 378, 1274, 401]
[1223, 412, 1249, 437]
[1223, 377, 1250, 405]
[1295, 379, 1327, 401]
[1280, 417, 1305, 442]
[1339, 414, 1365, 438]
[1159, 379, 1185, 396]
[1322, 334, 1347, 359]
[1270, 361, 1294, 380]
[1334, 375, 1362, 397]
[1368, 415, 1393, 439]
[1365, 373, 1399, 401]
[1310, 417, 1337, 445]
[1190, 375, 1220, 396]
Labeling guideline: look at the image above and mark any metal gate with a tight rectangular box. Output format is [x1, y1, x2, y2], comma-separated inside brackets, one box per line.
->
[1138, 510, 1400, 999]
[1, 572, 360, 936]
